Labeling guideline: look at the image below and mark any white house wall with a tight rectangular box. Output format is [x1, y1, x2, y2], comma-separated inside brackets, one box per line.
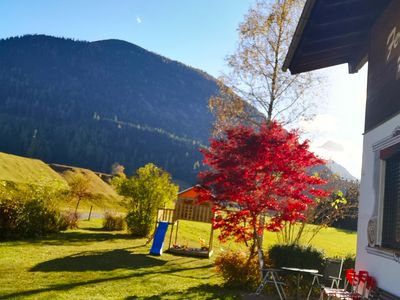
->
[356, 113, 400, 296]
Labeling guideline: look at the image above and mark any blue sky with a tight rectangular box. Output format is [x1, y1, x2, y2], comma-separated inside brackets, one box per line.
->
[0, 0, 254, 76]
[0, 0, 367, 178]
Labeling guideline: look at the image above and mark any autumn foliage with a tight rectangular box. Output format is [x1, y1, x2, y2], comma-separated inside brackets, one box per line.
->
[198, 121, 327, 252]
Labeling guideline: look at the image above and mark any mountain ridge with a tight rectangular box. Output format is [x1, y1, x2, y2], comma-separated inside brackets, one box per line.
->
[0, 34, 356, 187]
[0, 34, 218, 187]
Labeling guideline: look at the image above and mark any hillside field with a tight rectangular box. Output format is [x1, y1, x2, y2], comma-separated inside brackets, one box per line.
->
[0, 152, 124, 214]
[0, 152, 67, 187]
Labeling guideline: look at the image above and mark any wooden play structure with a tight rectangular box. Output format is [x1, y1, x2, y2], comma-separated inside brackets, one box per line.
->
[155, 186, 214, 258]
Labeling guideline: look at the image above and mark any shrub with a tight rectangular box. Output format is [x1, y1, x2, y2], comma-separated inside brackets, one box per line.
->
[268, 244, 324, 271]
[214, 250, 259, 290]
[0, 182, 66, 239]
[103, 212, 125, 231]
[17, 198, 61, 237]
[0, 197, 23, 239]
[59, 210, 80, 230]
[342, 254, 355, 272]
[113, 163, 178, 237]
[268, 244, 325, 297]
[125, 211, 148, 236]
[0, 195, 64, 239]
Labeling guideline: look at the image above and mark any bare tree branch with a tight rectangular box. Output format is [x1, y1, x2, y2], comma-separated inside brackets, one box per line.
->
[208, 0, 323, 134]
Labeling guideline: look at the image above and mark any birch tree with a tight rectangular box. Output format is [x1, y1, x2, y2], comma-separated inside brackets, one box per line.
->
[210, 0, 320, 134]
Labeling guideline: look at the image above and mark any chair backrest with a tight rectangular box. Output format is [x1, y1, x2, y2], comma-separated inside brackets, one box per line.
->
[358, 271, 371, 297]
[345, 268, 358, 287]
[358, 271, 369, 285]
[366, 276, 377, 290]
[323, 258, 344, 281]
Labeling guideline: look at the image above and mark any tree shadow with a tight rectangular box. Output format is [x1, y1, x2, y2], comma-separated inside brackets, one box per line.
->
[332, 228, 356, 235]
[124, 283, 240, 300]
[28, 230, 138, 246]
[1, 262, 215, 299]
[30, 249, 165, 272]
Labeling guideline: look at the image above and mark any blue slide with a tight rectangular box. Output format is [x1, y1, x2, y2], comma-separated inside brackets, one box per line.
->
[150, 221, 169, 256]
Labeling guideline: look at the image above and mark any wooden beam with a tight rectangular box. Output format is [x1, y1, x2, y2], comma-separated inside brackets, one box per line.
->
[290, 56, 349, 74]
[306, 18, 371, 41]
[318, 0, 379, 20]
[348, 44, 369, 74]
[302, 38, 367, 56]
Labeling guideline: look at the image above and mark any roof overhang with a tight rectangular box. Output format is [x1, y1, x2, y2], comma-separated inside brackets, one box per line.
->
[283, 0, 391, 75]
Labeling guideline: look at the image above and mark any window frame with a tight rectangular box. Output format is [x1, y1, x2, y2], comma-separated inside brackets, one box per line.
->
[366, 127, 400, 261]
[379, 142, 400, 250]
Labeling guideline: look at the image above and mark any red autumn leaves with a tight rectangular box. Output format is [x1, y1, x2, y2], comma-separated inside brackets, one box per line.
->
[198, 121, 327, 243]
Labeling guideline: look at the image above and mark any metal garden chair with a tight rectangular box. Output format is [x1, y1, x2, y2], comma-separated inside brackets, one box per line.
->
[256, 268, 287, 300]
[307, 258, 344, 300]
[320, 269, 374, 300]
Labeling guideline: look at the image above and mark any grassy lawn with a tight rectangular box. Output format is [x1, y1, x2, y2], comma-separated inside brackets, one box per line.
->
[0, 220, 356, 300]
[0, 220, 237, 300]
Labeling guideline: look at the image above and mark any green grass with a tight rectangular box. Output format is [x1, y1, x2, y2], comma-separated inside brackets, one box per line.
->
[57, 166, 122, 202]
[263, 225, 357, 257]
[0, 152, 124, 214]
[0, 152, 67, 187]
[0, 220, 356, 299]
[0, 220, 237, 300]
[171, 220, 356, 257]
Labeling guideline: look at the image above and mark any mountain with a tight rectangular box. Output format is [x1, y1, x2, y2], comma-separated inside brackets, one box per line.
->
[326, 160, 358, 181]
[311, 160, 358, 182]
[0, 35, 219, 187]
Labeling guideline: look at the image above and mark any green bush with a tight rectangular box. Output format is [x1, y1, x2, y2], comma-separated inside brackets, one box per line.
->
[18, 198, 61, 237]
[342, 255, 355, 273]
[0, 182, 66, 240]
[125, 211, 149, 236]
[268, 244, 325, 297]
[0, 197, 23, 239]
[113, 163, 178, 237]
[268, 244, 324, 271]
[0, 196, 64, 239]
[214, 250, 260, 290]
[103, 212, 125, 231]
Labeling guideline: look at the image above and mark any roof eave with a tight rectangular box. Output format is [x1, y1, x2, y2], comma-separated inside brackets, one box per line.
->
[282, 0, 317, 73]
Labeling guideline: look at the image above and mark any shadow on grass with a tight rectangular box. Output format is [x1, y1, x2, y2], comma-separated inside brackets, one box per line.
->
[28, 230, 139, 246]
[1, 262, 214, 299]
[31, 249, 164, 272]
[124, 283, 239, 300]
[332, 228, 357, 235]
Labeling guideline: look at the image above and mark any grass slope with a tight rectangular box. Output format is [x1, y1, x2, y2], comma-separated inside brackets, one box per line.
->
[0, 152, 124, 214]
[54, 165, 124, 214]
[0, 220, 356, 299]
[51, 164, 118, 198]
[0, 152, 67, 187]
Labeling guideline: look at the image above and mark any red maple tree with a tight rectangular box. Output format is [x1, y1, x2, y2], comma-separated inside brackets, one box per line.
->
[198, 121, 327, 271]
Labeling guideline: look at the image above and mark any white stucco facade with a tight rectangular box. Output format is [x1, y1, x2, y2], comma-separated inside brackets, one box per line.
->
[356, 113, 400, 296]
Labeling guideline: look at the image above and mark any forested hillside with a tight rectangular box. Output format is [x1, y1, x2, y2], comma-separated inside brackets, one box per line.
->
[0, 35, 218, 187]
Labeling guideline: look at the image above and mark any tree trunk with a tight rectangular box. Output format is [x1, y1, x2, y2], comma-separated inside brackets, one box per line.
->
[74, 198, 81, 215]
[253, 218, 265, 281]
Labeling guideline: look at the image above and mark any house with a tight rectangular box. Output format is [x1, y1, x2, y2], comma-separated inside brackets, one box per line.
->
[283, 0, 400, 296]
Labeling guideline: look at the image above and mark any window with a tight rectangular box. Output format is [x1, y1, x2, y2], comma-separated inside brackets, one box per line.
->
[381, 151, 400, 249]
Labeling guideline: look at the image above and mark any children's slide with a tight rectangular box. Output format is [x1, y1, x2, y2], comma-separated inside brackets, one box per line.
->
[149, 221, 169, 256]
